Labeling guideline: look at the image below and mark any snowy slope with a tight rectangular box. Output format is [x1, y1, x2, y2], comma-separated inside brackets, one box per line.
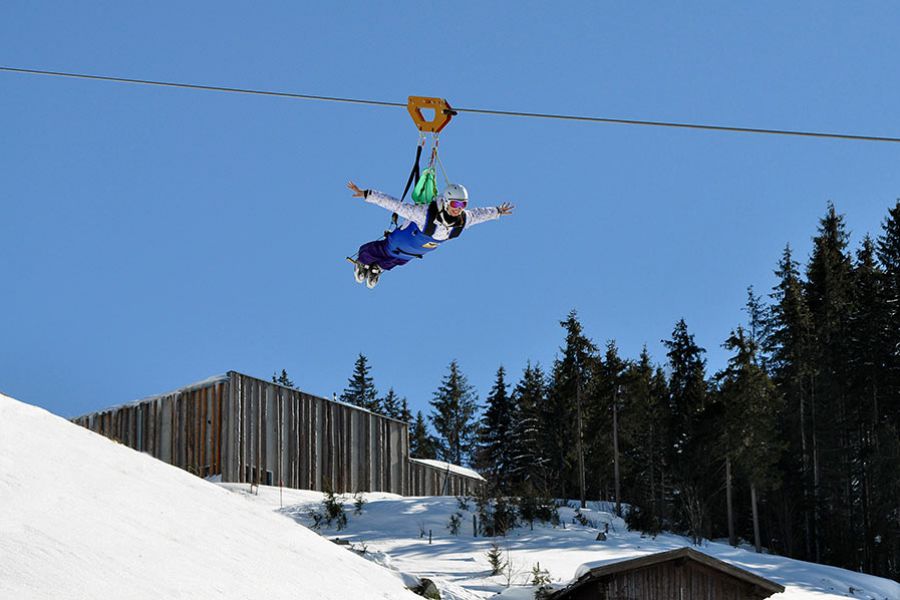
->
[223, 486, 900, 600]
[2, 388, 896, 600]
[0, 393, 420, 600]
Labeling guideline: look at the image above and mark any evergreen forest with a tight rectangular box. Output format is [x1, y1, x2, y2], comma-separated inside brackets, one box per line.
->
[337, 200, 900, 580]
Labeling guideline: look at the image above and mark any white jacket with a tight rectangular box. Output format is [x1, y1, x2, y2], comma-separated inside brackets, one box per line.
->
[365, 190, 500, 241]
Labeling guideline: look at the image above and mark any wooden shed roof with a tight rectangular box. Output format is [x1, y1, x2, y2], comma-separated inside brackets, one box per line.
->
[554, 546, 786, 599]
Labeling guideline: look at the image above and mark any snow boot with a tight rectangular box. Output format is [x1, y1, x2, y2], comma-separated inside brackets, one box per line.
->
[354, 261, 369, 284]
[366, 265, 383, 289]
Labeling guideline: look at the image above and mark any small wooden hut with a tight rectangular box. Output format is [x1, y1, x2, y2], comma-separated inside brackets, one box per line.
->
[551, 547, 785, 600]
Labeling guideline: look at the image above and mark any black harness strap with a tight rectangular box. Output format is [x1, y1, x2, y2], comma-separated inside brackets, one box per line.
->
[388, 143, 424, 231]
[400, 143, 423, 202]
[423, 201, 466, 238]
[448, 212, 467, 239]
[393, 248, 425, 259]
[423, 202, 440, 236]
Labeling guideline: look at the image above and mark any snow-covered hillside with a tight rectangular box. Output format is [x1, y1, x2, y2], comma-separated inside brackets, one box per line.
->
[2, 390, 898, 600]
[0, 393, 420, 600]
[220, 486, 900, 600]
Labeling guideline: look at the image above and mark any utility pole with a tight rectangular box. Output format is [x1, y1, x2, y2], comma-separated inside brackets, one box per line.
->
[576, 367, 586, 510]
[612, 385, 621, 517]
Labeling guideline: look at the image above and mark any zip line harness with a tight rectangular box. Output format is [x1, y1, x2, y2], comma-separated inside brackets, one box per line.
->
[349, 96, 457, 266]
[387, 96, 458, 235]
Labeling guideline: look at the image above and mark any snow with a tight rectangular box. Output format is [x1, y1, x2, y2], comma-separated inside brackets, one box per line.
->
[409, 457, 486, 481]
[2, 390, 898, 600]
[0, 393, 419, 600]
[224, 486, 900, 600]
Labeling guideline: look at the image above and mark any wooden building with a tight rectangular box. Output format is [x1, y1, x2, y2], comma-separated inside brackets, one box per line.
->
[551, 547, 785, 600]
[409, 458, 486, 496]
[72, 371, 483, 497]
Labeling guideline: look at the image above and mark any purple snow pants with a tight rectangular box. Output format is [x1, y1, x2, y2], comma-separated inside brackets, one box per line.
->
[357, 239, 410, 271]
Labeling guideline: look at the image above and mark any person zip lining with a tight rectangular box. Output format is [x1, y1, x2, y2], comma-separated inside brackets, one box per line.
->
[346, 95, 514, 287]
[347, 180, 514, 288]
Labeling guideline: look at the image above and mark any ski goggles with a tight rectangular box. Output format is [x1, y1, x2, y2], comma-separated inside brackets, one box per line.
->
[448, 199, 468, 209]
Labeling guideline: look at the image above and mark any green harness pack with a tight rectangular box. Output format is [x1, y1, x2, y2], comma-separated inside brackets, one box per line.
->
[412, 167, 438, 205]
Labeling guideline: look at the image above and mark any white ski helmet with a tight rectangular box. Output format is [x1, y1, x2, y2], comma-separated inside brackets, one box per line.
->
[438, 183, 469, 211]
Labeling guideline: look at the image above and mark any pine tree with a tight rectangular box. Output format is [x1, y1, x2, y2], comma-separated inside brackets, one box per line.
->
[340, 354, 380, 412]
[716, 326, 783, 552]
[743, 285, 772, 370]
[849, 237, 889, 433]
[545, 360, 574, 500]
[876, 200, 900, 429]
[398, 397, 413, 424]
[380, 388, 403, 420]
[848, 235, 895, 575]
[509, 362, 550, 495]
[410, 411, 438, 459]
[584, 341, 625, 505]
[767, 243, 815, 560]
[872, 200, 900, 579]
[272, 369, 296, 388]
[476, 366, 517, 494]
[805, 202, 854, 565]
[621, 347, 668, 535]
[548, 310, 597, 506]
[662, 319, 709, 459]
[430, 360, 479, 466]
[662, 318, 713, 542]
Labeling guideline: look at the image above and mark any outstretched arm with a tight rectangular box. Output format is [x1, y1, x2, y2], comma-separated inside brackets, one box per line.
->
[347, 181, 426, 226]
[464, 202, 515, 228]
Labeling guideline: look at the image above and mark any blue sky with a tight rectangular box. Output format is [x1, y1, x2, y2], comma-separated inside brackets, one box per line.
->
[3, 2, 900, 420]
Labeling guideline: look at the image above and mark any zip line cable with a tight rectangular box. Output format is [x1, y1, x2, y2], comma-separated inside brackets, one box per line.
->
[3, 65, 900, 144]
[0, 66, 407, 109]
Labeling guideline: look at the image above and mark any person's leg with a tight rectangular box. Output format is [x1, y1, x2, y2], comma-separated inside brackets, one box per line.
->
[356, 240, 385, 266]
[357, 239, 409, 271]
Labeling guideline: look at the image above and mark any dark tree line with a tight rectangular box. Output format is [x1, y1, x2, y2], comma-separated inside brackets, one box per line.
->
[330, 200, 900, 580]
[469, 201, 900, 580]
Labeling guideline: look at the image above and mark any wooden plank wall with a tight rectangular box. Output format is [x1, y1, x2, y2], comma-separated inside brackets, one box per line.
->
[71, 379, 227, 479]
[71, 372, 484, 497]
[226, 372, 411, 494]
[408, 461, 483, 497]
[576, 562, 763, 600]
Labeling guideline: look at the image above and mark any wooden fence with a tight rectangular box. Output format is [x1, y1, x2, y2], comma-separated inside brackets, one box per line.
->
[72, 371, 481, 496]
